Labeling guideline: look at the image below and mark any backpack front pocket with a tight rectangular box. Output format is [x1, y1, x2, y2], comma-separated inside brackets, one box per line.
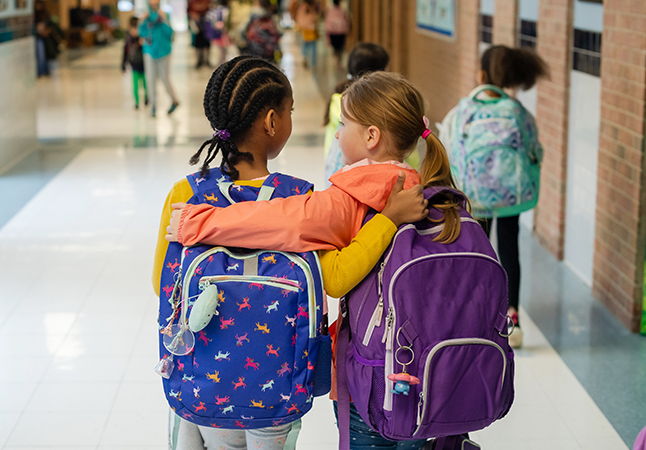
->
[413, 338, 508, 437]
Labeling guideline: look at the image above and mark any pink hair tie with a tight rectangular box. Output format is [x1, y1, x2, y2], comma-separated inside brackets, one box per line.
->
[422, 129, 432, 139]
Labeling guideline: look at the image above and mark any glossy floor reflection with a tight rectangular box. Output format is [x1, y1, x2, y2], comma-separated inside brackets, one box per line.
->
[0, 31, 640, 450]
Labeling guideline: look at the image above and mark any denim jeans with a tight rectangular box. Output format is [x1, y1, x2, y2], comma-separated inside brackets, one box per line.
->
[333, 402, 427, 450]
[302, 40, 317, 66]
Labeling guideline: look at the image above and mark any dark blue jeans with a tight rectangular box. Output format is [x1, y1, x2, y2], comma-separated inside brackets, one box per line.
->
[333, 401, 427, 450]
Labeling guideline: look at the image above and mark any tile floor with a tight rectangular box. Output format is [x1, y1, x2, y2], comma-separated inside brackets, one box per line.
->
[0, 31, 637, 449]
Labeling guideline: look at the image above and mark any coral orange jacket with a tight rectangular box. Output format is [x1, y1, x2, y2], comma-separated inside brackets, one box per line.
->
[177, 159, 421, 251]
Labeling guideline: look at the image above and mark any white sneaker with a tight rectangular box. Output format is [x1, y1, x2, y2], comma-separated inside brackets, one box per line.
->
[508, 325, 523, 349]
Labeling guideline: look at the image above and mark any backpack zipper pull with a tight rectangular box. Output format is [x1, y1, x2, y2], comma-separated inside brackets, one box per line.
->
[382, 307, 394, 347]
[375, 262, 386, 325]
[375, 299, 383, 325]
[417, 392, 424, 426]
[377, 262, 385, 299]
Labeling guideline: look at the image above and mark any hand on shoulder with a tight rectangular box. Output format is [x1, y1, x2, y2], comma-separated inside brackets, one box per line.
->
[382, 171, 429, 227]
[165, 203, 186, 242]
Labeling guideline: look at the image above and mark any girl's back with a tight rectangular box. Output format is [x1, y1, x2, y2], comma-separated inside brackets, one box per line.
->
[325, 5, 348, 35]
[157, 166, 329, 428]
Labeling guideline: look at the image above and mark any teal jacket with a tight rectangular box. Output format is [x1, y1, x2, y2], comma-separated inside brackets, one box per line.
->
[139, 10, 173, 59]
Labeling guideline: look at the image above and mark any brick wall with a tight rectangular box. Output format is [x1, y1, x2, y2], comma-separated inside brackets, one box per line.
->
[533, 0, 574, 259]
[350, 0, 479, 125]
[350, 0, 646, 331]
[593, 0, 646, 332]
[404, 0, 480, 126]
[493, 0, 518, 47]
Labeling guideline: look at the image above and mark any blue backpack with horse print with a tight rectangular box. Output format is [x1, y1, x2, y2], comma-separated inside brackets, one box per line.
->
[157, 168, 331, 429]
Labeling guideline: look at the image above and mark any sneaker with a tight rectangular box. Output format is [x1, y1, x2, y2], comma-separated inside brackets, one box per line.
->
[508, 312, 523, 349]
[134, 104, 139, 110]
[151, 107, 156, 118]
[168, 102, 179, 115]
[145, 97, 149, 106]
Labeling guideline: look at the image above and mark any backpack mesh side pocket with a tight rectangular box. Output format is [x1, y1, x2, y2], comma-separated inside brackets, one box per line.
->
[367, 369, 386, 431]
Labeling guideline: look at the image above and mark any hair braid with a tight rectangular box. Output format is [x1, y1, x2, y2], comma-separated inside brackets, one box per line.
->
[189, 56, 289, 180]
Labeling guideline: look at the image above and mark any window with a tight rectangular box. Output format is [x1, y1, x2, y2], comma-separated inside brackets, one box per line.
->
[518, 20, 537, 49]
[572, 29, 602, 76]
[480, 14, 493, 44]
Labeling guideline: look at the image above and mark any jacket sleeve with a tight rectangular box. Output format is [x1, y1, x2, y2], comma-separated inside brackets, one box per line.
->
[319, 214, 397, 298]
[159, 21, 174, 40]
[138, 21, 150, 39]
[177, 187, 366, 252]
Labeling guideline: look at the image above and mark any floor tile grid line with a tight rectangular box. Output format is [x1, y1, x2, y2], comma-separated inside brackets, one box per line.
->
[0, 145, 140, 448]
[94, 300, 155, 448]
[0, 251, 117, 449]
[520, 306, 626, 449]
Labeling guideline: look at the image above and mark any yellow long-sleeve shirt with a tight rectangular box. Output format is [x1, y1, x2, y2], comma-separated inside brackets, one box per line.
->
[152, 178, 397, 298]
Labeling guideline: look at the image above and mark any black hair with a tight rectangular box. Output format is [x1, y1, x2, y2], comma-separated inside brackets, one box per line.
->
[481, 45, 549, 90]
[333, 0, 341, 6]
[129, 16, 139, 27]
[323, 42, 389, 125]
[348, 42, 389, 78]
[190, 55, 290, 180]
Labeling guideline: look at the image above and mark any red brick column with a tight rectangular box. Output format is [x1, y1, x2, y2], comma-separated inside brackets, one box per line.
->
[391, 0, 409, 75]
[493, 0, 519, 47]
[458, 0, 481, 96]
[533, 0, 574, 259]
[593, 1, 646, 332]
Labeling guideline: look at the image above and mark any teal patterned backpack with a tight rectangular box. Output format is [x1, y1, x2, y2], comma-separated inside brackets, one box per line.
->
[449, 85, 543, 218]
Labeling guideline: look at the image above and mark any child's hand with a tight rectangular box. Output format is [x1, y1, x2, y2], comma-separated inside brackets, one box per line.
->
[165, 203, 187, 242]
[382, 171, 429, 227]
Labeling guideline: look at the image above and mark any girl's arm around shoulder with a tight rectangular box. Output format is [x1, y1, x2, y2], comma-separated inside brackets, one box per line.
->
[319, 214, 397, 298]
[152, 179, 194, 296]
[177, 186, 366, 252]
[319, 172, 429, 297]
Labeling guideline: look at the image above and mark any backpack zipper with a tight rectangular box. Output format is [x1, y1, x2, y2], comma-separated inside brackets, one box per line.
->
[199, 275, 301, 292]
[383, 251, 505, 412]
[412, 338, 507, 436]
[360, 262, 386, 346]
[360, 219, 479, 346]
[180, 247, 320, 338]
[382, 306, 395, 411]
[463, 117, 515, 133]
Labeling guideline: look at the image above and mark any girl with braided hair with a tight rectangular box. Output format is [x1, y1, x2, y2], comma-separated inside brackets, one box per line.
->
[153, 56, 427, 449]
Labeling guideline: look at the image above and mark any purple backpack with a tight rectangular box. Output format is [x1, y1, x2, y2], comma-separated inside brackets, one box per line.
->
[336, 187, 515, 448]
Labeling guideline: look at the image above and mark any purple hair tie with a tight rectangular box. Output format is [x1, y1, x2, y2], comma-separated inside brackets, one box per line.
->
[213, 129, 230, 141]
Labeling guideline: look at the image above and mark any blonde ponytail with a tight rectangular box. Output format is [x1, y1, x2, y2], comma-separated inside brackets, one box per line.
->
[419, 132, 470, 245]
[343, 72, 470, 244]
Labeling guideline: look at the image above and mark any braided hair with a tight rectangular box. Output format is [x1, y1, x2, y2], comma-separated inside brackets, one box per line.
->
[190, 55, 290, 180]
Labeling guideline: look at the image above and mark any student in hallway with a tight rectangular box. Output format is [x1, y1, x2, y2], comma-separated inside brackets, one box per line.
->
[139, 0, 180, 118]
[122, 17, 148, 109]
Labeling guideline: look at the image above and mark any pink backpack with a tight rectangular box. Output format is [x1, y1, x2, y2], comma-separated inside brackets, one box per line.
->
[635, 426, 646, 450]
[325, 7, 348, 34]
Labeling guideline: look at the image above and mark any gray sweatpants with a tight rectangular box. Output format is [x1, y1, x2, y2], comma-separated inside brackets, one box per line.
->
[144, 53, 178, 110]
[169, 410, 300, 450]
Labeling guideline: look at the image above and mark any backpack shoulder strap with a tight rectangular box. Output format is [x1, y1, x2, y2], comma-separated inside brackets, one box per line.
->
[468, 84, 509, 103]
[336, 314, 352, 450]
[186, 168, 226, 197]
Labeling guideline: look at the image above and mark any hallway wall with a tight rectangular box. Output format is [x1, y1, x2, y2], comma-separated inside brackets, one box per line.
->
[0, 37, 38, 174]
[349, 0, 646, 332]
